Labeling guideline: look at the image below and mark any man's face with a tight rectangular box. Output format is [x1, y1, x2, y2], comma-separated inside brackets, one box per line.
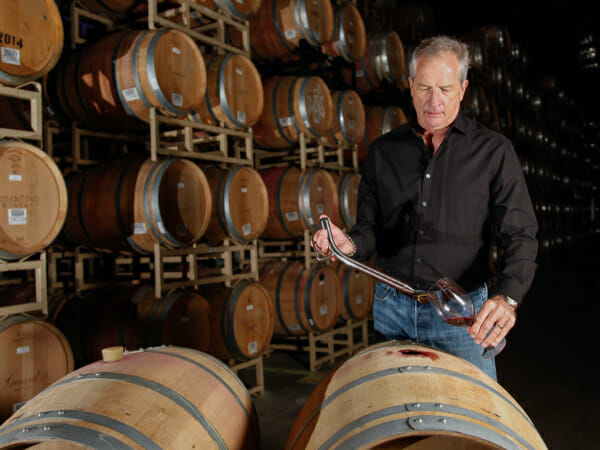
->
[409, 52, 468, 132]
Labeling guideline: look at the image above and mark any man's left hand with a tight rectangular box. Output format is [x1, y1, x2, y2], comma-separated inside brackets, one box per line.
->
[468, 295, 517, 349]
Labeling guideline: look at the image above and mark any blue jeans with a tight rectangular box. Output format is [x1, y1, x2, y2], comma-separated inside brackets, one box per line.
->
[373, 281, 497, 380]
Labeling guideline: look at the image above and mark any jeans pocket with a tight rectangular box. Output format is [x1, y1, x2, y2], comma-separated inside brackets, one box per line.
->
[374, 282, 396, 302]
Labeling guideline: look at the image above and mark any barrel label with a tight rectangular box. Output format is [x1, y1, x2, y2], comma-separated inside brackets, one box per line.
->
[348, 119, 356, 129]
[248, 341, 257, 355]
[16, 346, 30, 354]
[122, 87, 140, 102]
[356, 70, 364, 77]
[236, 0, 244, 4]
[134, 222, 147, 234]
[289, 324, 301, 331]
[1, 46, 20, 65]
[8, 174, 22, 181]
[172, 47, 181, 55]
[236, 111, 247, 123]
[317, 203, 324, 214]
[172, 93, 183, 107]
[285, 211, 299, 221]
[356, 295, 362, 304]
[0, 33, 24, 49]
[307, 95, 325, 121]
[8, 208, 26, 225]
[246, 304, 254, 311]
[319, 305, 327, 315]
[284, 29, 297, 40]
[243, 223, 251, 235]
[279, 116, 293, 127]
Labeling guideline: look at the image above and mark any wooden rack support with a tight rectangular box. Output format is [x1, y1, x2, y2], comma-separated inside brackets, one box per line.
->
[146, 0, 250, 56]
[258, 230, 313, 269]
[229, 356, 265, 397]
[268, 318, 369, 372]
[149, 108, 254, 165]
[153, 239, 259, 298]
[0, 82, 43, 142]
[0, 252, 48, 319]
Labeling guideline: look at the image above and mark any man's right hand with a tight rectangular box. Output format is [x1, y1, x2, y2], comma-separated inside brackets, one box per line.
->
[311, 215, 355, 261]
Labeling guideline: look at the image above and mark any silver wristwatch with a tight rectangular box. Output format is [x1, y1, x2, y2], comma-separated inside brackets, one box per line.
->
[500, 294, 519, 308]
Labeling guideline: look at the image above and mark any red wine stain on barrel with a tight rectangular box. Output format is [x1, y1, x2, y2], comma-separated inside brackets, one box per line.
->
[393, 349, 439, 360]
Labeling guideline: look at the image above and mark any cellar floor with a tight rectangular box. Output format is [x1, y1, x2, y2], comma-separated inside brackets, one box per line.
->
[250, 238, 600, 450]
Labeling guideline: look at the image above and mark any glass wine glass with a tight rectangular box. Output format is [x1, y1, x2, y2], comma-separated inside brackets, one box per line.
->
[313, 217, 506, 359]
[420, 278, 506, 359]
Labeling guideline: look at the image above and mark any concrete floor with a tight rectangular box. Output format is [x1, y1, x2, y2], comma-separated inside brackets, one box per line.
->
[249, 238, 599, 450]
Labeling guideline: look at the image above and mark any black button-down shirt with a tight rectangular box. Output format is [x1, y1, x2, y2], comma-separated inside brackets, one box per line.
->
[349, 109, 538, 303]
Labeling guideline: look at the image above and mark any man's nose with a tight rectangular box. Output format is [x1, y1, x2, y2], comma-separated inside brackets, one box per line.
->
[428, 88, 443, 105]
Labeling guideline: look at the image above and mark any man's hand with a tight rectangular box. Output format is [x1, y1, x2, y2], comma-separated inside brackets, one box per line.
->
[468, 295, 517, 349]
[311, 215, 355, 261]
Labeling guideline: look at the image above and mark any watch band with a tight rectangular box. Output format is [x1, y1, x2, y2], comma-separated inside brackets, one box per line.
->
[500, 294, 519, 308]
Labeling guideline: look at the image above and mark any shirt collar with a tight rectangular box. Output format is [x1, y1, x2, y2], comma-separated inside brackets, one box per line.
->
[407, 108, 469, 137]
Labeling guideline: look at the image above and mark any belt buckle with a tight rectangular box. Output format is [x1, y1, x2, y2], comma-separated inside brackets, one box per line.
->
[416, 293, 431, 303]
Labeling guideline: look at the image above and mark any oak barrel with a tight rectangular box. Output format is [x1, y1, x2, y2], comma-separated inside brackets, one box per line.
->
[191, 53, 263, 128]
[346, 31, 406, 94]
[76, 0, 138, 13]
[332, 260, 374, 320]
[259, 165, 304, 239]
[298, 168, 338, 233]
[63, 157, 212, 254]
[286, 342, 547, 449]
[192, 0, 263, 19]
[0, 0, 63, 86]
[357, 105, 407, 163]
[47, 29, 206, 130]
[0, 141, 67, 260]
[325, 89, 366, 146]
[203, 165, 269, 244]
[254, 75, 333, 149]
[0, 346, 259, 449]
[248, 0, 334, 59]
[0, 315, 74, 422]
[259, 261, 341, 336]
[321, 4, 366, 62]
[331, 171, 361, 229]
[200, 280, 275, 361]
[133, 286, 212, 353]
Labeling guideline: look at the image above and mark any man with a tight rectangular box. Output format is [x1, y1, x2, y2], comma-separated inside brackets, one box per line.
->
[312, 35, 538, 380]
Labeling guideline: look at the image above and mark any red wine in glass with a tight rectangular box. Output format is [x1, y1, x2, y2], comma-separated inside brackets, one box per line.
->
[427, 277, 506, 359]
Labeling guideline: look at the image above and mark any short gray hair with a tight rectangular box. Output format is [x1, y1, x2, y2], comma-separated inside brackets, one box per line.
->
[409, 35, 470, 83]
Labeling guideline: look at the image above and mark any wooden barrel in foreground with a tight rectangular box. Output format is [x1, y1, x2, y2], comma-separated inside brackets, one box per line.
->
[253, 75, 333, 149]
[0, 141, 67, 260]
[321, 4, 366, 62]
[201, 280, 275, 361]
[203, 165, 269, 244]
[63, 157, 212, 254]
[332, 260, 374, 321]
[259, 261, 341, 336]
[286, 342, 547, 449]
[191, 53, 263, 129]
[0, 346, 259, 449]
[0, 315, 74, 423]
[0, 0, 63, 86]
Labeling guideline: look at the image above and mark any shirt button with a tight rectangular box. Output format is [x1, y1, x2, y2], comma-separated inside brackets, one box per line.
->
[422, 201, 427, 207]
[419, 229, 424, 235]
[425, 173, 431, 179]
[416, 258, 422, 263]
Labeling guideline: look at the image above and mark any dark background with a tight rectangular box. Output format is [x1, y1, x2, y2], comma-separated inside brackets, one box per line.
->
[425, 0, 599, 122]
